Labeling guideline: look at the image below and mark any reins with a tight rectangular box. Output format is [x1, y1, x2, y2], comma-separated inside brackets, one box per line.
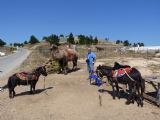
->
[97, 69, 104, 79]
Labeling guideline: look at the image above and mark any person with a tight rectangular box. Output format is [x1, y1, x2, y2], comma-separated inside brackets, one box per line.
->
[86, 48, 96, 76]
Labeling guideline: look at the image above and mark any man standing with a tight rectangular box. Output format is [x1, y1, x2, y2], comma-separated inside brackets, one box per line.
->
[86, 48, 96, 75]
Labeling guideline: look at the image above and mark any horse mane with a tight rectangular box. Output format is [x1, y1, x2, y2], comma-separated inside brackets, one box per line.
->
[101, 65, 113, 70]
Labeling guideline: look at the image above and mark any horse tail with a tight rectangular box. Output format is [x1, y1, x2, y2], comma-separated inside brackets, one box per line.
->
[132, 68, 145, 94]
[141, 77, 145, 94]
[138, 72, 145, 96]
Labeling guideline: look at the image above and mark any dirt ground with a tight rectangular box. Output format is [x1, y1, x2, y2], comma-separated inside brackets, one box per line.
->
[0, 57, 160, 120]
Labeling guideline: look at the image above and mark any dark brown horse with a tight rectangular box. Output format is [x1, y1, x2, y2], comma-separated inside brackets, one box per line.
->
[96, 63, 145, 107]
[8, 66, 47, 98]
[50, 44, 78, 74]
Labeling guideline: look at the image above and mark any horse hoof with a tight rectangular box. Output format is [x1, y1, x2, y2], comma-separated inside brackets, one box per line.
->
[125, 101, 131, 105]
[141, 103, 143, 107]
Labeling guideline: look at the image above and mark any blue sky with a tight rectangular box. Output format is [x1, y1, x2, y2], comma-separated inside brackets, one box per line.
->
[0, 0, 160, 46]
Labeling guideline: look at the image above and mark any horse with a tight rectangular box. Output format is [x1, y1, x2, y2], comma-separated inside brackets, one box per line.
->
[96, 46, 104, 51]
[96, 63, 145, 107]
[50, 44, 78, 74]
[8, 66, 47, 98]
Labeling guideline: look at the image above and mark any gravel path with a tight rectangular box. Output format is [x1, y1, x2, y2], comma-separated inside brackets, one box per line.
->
[0, 48, 30, 77]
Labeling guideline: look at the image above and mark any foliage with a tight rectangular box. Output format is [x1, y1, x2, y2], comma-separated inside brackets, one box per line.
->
[24, 40, 28, 44]
[116, 39, 144, 47]
[78, 35, 98, 45]
[13, 43, 24, 47]
[123, 40, 130, 46]
[43, 34, 60, 45]
[59, 34, 64, 37]
[133, 42, 144, 47]
[93, 37, 98, 45]
[29, 35, 39, 44]
[0, 39, 6, 46]
[67, 33, 75, 44]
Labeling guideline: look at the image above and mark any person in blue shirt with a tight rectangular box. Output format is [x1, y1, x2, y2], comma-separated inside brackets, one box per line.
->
[86, 48, 96, 75]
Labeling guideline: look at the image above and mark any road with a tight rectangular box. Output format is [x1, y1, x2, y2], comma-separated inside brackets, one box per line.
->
[0, 48, 30, 77]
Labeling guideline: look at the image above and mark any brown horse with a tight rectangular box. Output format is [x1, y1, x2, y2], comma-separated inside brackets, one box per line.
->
[50, 44, 78, 74]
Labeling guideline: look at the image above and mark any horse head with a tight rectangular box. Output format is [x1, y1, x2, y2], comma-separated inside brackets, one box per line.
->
[96, 65, 112, 78]
[35, 66, 48, 77]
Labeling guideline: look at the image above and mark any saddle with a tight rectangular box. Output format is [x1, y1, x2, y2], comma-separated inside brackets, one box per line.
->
[112, 67, 132, 78]
[16, 72, 38, 81]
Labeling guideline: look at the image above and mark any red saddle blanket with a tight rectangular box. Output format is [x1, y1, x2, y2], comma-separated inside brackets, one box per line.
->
[16, 72, 38, 81]
[112, 67, 132, 78]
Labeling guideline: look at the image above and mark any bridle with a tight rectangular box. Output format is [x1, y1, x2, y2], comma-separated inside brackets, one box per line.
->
[96, 69, 104, 79]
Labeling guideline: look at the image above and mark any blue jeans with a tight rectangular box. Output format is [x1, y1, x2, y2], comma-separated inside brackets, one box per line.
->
[87, 63, 94, 75]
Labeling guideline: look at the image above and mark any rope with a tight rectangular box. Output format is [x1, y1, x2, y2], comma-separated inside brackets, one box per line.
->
[97, 70, 103, 79]
[123, 68, 135, 82]
[43, 77, 46, 89]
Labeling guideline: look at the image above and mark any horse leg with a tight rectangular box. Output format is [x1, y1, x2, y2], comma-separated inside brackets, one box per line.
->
[126, 83, 136, 105]
[30, 82, 33, 94]
[125, 83, 133, 105]
[9, 88, 13, 98]
[110, 79, 116, 99]
[115, 81, 120, 99]
[13, 88, 16, 97]
[131, 84, 137, 104]
[137, 85, 143, 107]
[32, 82, 37, 94]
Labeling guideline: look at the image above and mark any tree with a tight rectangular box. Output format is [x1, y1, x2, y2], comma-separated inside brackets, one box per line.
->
[123, 40, 130, 46]
[105, 37, 109, 41]
[78, 35, 86, 45]
[59, 34, 64, 37]
[93, 37, 98, 45]
[67, 33, 75, 44]
[133, 43, 137, 47]
[10, 43, 13, 46]
[13, 43, 24, 47]
[116, 40, 121, 44]
[24, 40, 28, 44]
[138, 42, 144, 47]
[0, 39, 6, 46]
[29, 35, 39, 44]
[49, 34, 60, 45]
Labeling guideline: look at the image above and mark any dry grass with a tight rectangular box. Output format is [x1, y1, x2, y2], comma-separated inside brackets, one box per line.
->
[18, 42, 50, 72]
[19, 42, 59, 73]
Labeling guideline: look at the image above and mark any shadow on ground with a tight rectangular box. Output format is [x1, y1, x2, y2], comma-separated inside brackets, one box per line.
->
[15, 87, 53, 97]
